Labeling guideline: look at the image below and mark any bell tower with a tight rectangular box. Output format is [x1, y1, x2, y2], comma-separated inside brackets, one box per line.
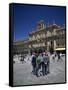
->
[37, 20, 46, 30]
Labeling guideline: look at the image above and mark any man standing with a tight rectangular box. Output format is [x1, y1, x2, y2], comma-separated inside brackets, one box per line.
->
[31, 52, 36, 75]
[47, 53, 50, 74]
[36, 53, 42, 77]
[42, 51, 50, 75]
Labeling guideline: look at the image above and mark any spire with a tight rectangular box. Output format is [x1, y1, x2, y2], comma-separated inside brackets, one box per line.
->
[37, 20, 45, 30]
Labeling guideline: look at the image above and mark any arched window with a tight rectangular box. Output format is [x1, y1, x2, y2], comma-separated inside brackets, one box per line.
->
[46, 31, 51, 37]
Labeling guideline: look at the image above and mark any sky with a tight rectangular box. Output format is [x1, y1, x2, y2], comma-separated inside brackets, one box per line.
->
[13, 3, 66, 41]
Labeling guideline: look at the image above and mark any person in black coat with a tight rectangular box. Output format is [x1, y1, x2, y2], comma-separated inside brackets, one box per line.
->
[31, 53, 36, 75]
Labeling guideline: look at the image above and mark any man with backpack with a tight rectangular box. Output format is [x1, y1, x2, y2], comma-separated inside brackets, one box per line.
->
[36, 53, 42, 77]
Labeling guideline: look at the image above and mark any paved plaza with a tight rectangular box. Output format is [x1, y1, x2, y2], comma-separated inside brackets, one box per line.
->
[13, 55, 66, 86]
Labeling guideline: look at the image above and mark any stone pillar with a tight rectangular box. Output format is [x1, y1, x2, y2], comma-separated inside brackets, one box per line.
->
[54, 40, 56, 50]
[47, 41, 50, 51]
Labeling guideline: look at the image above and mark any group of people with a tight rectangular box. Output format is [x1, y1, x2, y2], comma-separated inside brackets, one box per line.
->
[31, 51, 50, 77]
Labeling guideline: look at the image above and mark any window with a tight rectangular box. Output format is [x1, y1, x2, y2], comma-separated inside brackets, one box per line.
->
[46, 31, 51, 37]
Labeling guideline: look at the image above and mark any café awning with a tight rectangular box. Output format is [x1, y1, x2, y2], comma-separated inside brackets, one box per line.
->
[54, 48, 65, 51]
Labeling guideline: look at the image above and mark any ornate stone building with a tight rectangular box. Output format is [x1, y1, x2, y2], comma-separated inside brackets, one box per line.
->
[13, 20, 65, 55]
[13, 38, 29, 55]
[29, 20, 65, 53]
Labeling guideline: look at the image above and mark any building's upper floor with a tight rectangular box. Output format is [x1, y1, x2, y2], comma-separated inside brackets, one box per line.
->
[29, 20, 65, 41]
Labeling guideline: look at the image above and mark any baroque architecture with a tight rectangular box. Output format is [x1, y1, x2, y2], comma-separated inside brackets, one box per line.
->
[13, 38, 29, 55]
[13, 20, 65, 55]
[29, 20, 65, 53]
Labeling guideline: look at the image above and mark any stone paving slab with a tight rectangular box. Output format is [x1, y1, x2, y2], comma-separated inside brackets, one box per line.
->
[13, 55, 66, 86]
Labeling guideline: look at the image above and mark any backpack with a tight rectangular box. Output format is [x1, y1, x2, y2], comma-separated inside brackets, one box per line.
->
[36, 56, 41, 64]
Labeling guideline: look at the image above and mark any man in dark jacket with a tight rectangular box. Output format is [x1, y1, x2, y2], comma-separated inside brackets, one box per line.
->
[42, 52, 50, 75]
[31, 52, 36, 75]
[47, 54, 50, 74]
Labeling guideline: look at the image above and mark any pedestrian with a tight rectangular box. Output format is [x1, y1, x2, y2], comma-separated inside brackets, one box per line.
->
[31, 52, 36, 75]
[20, 54, 24, 63]
[42, 52, 49, 75]
[47, 53, 50, 74]
[42, 52, 46, 76]
[52, 53, 55, 62]
[36, 53, 42, 77]
[57, 52, 63, 62]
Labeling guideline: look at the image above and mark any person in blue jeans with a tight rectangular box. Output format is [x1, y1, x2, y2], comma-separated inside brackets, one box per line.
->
[36, 53, 42, 77]
[42, 52, 49, 75]
[31, 52, 36, 75]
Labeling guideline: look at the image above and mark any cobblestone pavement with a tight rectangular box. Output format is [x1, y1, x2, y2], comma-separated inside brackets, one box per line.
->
[13, 55, 66, 86]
